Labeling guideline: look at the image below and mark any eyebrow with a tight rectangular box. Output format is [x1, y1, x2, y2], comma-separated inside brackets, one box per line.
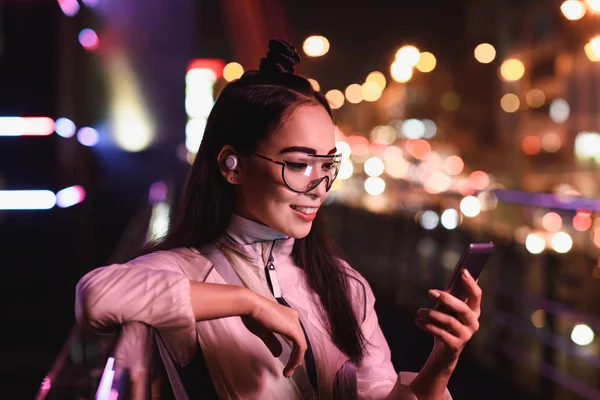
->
[279, 146, 338, 155]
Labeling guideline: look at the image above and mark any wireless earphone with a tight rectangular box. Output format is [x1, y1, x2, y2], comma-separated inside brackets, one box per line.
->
[225, 155, 238, 171]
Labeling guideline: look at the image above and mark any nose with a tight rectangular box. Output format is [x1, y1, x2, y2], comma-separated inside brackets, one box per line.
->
[305, 176, 329, 199]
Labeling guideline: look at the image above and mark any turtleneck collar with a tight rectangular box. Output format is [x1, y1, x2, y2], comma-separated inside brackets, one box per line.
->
[218, 214, 295, 263]
[226, 213, 287, 244]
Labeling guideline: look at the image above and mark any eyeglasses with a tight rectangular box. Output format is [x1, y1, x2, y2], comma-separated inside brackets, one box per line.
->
[253, 153, 342, 193]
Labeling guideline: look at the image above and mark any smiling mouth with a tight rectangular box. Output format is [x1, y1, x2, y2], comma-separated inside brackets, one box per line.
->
[290, 205, 318, 215]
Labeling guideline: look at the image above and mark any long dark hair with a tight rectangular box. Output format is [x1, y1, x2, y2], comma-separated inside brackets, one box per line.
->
[150, 39, 367, 363]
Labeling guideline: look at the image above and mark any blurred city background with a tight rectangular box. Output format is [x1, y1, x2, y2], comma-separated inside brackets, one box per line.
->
[1, 0, 600, 399]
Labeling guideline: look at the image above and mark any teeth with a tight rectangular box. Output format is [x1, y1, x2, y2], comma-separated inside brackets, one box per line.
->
[291, 206, 317, 214]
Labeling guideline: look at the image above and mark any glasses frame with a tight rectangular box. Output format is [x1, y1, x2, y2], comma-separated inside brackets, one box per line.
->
[253, 153, 342, 193]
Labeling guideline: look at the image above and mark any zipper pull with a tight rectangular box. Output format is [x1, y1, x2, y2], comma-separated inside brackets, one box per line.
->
[265, 242, 281, 298]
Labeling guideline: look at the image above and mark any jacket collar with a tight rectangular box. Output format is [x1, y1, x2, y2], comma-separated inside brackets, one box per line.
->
[217, 214, 295, 263]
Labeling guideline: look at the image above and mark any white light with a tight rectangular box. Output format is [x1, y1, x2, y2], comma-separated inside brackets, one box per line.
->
[56, 186, 86, 208]
[364, 157, 385, 177]
[0, 117, 26, 136]
[441, 209, 460, 230]
[364, 177, 386, 195]
[335, 141, 352, 160]
[0, 190, 56, 210]
[390, 61, 413, 83]
[401, 119, 425, 139]
[460, 196, 481, 217]
[77, 127, 99, 147]
[185, 119, 207, 153]
[561, 0, 587, 20]
[55, 118, 76, 138]
[0, 117, 55, 136]
[338, 159, 354, 180]
[107, 52, 155, 152]
[303, 36, 330, 57]
[147, 202, 171, 243]
[525, 233, 546, 254]
[395, 45, 421, 67]
[549, 98, 570, 123]
[588, 0, 600, 12]
[551, 231, 573, 253]
[420, 210, 439, 230]
[571, 324, 595, 346]
[575, 131, 600, 160]
[422, 119, 437, 139]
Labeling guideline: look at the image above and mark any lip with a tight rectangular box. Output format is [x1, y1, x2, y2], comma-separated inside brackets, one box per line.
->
[290, 205, 318, 222]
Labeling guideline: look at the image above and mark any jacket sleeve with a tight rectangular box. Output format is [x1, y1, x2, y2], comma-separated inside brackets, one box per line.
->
[341, 262, 452, 400]
[75, 250, 197, 335]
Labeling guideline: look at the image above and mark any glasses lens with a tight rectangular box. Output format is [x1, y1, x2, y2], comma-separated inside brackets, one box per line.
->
[282, 154, 341, 192]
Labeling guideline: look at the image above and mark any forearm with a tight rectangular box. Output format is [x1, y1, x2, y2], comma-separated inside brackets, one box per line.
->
[408, 352, 457, 400]
[189, 281, 255, 321]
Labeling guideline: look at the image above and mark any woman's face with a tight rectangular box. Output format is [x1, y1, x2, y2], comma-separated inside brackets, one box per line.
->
[235, 104, 337, 238]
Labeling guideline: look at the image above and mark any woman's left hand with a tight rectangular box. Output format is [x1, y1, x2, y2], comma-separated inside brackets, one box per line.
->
[415, 268, 482, 362]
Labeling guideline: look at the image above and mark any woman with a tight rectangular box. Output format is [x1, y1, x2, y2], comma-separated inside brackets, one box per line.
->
[76, 39, 482, 400]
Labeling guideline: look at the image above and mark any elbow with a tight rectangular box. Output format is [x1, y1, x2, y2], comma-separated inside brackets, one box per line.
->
[75, 270, 117, 332]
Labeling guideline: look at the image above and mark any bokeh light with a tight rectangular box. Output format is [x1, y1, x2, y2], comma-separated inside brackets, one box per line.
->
[441, 209, 460, 230]
[303, 35, 330, 57]
[223, 62, 244, 82]
[526, 89, 545, 108]
[441, 92, 461, 111]
[584, 42, 600, 62]
[364, 177, 386, 195]
[552, 231, 573, 253]
[391, 61, 413, 83]
[78, 28, 99, 51]
[460, 196, 481, 217]
[410, 139, 431, 160]
[338, 159, 354, 180]
[474, 43, 496, 64]
[55, 118, 76, 138]
[526, 233, 546, 254]
[501, 93, 520, 113]
[361, 81, 383, 102]
[469, 170, 490, 190]
[561, 0, 586, 20]
[77, 127, 99, 147]
[364, 157, 385, 177]
[542, 212, 563, 232]
[522, 136, 542, 155]
[325, 89, 345, 109]
[571, 324, 594, 346]
[366, 71, 386, 90]
[345, 84, 363, 104]
[420, 211, 439, 230]
[500, 59, 525, 81]
[549, 98, 570, 123]
[395, 45, 420, 67]
[573, 212, 592, 231]
[308, 78, 320, 91]
[401, 119, 425, 139]
[541, 133, 562, 153]
[416, 52, 436, 72]
[444, 156, 464, 176]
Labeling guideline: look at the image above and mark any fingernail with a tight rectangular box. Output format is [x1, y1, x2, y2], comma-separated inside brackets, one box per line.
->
[462, 269, 471, 279]
[417, 308, 427, 317]
[428, 290, 440, 299]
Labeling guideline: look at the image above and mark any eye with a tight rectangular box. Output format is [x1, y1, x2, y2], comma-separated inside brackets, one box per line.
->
[286, 162, 308, 170]
[322, 162, 335, 170]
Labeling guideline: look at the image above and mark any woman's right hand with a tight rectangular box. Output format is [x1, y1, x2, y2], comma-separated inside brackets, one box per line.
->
[242, 291, 307, 378]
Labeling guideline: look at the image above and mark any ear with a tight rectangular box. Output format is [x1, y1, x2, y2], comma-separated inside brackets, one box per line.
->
[217, 145, 242, 184]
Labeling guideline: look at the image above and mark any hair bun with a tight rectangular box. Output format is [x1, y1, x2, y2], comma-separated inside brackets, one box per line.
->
[259, 39, 302, 74]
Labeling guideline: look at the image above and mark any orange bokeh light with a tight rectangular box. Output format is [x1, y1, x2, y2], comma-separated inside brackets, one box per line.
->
[522, 136, 542, 155]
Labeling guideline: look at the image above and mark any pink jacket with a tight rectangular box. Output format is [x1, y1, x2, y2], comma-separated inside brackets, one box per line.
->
[76, 235, 452, 399]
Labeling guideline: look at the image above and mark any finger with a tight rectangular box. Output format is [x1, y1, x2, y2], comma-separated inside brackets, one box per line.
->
[417, 308, 472, 337]
[283, 329, 307, 378]
[461, 269, 483, 315]
[429, 289, 476, 326]
[415, 318, 463, 352]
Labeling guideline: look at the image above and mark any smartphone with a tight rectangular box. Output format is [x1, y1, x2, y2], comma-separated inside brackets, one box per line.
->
[434, 242, 494, 314]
